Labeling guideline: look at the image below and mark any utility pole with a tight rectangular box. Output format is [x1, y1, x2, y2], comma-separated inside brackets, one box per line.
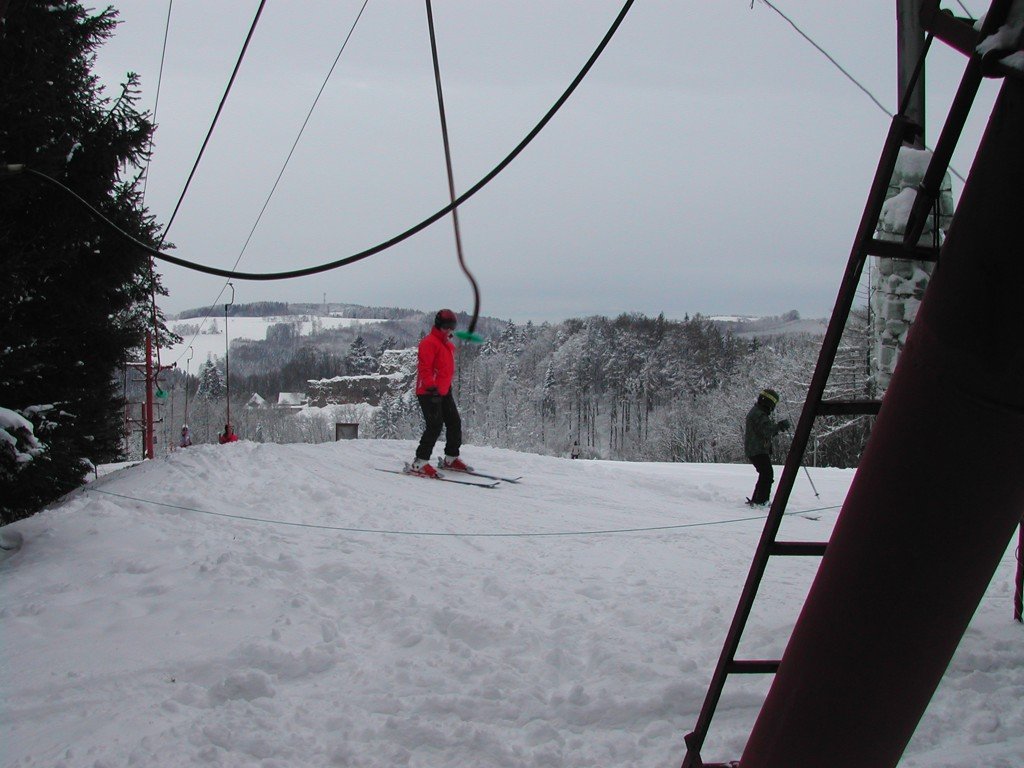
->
[125, 331, 173, 459]
[898, 0, 927, 145]
[869, 1, 952, 393]
[224, 282, 235, 431]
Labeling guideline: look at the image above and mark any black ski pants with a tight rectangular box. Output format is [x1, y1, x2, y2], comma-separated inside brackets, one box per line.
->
[416, 392, 462, 461]
[749, 453, 774, 505]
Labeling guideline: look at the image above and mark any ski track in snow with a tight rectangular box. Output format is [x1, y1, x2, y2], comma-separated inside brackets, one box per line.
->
[2, 440, 1021, 767]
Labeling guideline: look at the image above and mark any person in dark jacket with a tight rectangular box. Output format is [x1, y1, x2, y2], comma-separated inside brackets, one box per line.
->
[411, 309, 470, 477]
[744, 387, 790, 506]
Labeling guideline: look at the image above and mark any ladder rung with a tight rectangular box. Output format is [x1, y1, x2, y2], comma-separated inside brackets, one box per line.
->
[865, 238, 941, 261]
[726, 659, 781, 674]
[769, 541, 828, 556]
[817, 399, 882, 416]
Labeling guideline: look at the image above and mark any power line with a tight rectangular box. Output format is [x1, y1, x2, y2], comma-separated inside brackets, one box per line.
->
[16, 0, 637, 282]
[755, 0, 892, 117]
[753, 0, 967, 183]
[954, 1, 975, 19]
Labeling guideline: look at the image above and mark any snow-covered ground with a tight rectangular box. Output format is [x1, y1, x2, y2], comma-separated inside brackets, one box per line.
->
[2, 441, 1021, 767]
[164, 316, 386, 366]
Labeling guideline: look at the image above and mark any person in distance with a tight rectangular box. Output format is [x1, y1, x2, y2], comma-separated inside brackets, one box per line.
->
[744, 387, 790, 507]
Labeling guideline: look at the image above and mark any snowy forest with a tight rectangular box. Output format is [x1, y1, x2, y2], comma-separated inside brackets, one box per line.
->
[157, 309, 873, 470]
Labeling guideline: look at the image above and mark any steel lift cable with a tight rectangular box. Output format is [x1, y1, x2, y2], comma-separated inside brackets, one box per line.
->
[140, 0, 174, 206]
[166, 0, 371, 369]
[151, 0, 266, 369]
[6, 0, 636, 282]
[160, 0, 268, 242]
[424, 0, 484, 343]
[135, 0, 174, 401]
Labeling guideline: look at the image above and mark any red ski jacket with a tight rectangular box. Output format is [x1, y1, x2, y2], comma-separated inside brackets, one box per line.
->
[416, 326, 455, 395]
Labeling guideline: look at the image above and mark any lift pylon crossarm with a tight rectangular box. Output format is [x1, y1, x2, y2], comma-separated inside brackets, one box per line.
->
[904, 0, 1019, 248]
[767, 541, 828, 556]
[817, 399, 882, 416]
[921, 0, 1024, 82]
[725, 660, 781, 674]
[865, 238, 941, 261]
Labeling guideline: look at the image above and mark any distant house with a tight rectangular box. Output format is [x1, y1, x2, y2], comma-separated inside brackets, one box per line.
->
[276, 392, 307, 410]
[246, 392, 268, 408]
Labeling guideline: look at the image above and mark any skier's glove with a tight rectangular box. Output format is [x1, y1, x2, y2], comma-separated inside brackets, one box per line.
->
[778, 419, 792, 431]
[425, 387, 442, 405]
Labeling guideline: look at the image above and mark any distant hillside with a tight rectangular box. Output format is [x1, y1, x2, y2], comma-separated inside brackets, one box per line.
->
[710, 311, 828, 339]
[175, 301, 423, 321]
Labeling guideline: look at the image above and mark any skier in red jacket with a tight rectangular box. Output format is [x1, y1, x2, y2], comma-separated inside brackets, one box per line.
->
[410, 309, 471, 477]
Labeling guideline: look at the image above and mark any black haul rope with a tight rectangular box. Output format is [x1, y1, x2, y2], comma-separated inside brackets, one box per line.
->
[424, 0, 483, 342]
[2, 0, 636, 284]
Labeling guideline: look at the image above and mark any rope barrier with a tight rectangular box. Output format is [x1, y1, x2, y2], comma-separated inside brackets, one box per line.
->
[87, 487, 840, 539]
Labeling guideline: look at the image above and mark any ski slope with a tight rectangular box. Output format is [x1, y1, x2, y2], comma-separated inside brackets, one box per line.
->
[2, 441, 1021, 767]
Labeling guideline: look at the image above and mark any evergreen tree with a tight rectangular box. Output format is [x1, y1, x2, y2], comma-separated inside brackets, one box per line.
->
[195, 358, 226, 402]
[344, 335, 376, 375]
[0, 2, 170, 522]
[375, 335, 397, 360]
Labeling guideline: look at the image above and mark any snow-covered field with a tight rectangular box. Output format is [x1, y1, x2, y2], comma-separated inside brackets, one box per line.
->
[2, 441, 1021, 767]
[164, 316, 386, 366]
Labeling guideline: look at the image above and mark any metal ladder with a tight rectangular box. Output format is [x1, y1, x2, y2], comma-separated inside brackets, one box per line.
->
[678, 112, 928, 768]
[678, 2, 1017, 763]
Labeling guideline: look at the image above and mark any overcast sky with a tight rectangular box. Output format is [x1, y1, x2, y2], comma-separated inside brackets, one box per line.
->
[89, 1, 1000, 323]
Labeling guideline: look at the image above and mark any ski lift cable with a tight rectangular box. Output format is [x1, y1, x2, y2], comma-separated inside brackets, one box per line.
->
[140, 0, 174, 207]
[753, 0, 966, 184]
[424, 0, 484, 342]
[138, 0, 174, 391]
[167, 0, 372, 369]
[160, 0, 268, 243]
[153, 0, 267, 379]
[9, 0, 637, 281]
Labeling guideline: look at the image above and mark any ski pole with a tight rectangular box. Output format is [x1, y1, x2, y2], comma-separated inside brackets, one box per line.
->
[783, 406, 820, 499]
[801, 464, 820, 499]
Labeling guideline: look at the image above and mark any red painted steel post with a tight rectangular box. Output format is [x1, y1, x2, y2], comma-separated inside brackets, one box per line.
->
[145, 331, 154, 460]
[741, 79, 1024, 768]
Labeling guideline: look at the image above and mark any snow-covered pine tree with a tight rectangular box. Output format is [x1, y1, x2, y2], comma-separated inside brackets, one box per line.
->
[196, 358, 226, 402]
[344, 335, 376, 375]
[0, 2, 171, 522]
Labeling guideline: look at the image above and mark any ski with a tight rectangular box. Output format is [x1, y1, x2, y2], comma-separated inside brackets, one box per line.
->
[375, 467, 500, 489]
[433, 459, 522, 484]
[451, 469, 522, 484]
